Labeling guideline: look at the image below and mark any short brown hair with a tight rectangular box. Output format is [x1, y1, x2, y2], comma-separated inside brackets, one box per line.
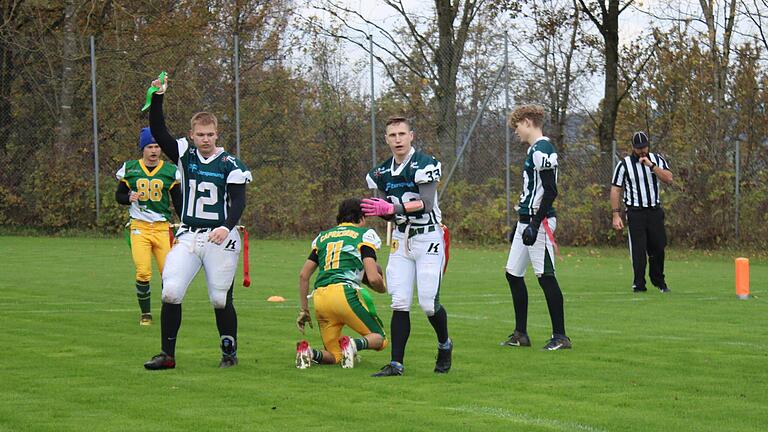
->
[507, 104, 545, 128]
[190, 112, 218, 131]
[385, 116, 411, 131]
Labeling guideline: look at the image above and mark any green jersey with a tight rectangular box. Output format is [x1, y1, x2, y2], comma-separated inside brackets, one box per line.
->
[518, 137, 558, 217]
[311, 224, 382, 289]
[365, 147, 442, 227]
[115, 159, 180, 222]
[174, 138, 252, 228]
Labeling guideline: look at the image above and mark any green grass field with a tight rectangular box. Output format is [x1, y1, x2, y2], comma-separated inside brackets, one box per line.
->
[0, 236, 765, 431]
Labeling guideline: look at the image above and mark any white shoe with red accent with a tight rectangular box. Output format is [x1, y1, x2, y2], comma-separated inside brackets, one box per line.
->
[339, 336, 358, 369]
[296, 340, 312, 369]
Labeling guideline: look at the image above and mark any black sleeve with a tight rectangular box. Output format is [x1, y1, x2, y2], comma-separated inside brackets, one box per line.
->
[532, 169, 558, 227]
[360, 245, 377, 261]
[115, 181, 131, 205]
[308, 249, 319, 263]
[149, 93, 180, 162]
[169, 183, 183, 218]
[224, 183, 246, 230]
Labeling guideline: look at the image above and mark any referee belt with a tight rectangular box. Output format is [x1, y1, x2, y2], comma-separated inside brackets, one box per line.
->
[395, 224, 437, 236]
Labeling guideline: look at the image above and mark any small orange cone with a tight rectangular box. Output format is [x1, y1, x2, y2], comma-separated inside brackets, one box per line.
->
[735, 257, 750, 300]
[267, 295, 286, 302]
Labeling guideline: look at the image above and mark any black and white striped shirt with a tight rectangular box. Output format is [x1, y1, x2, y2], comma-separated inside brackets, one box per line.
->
[611, 153, 670, 207]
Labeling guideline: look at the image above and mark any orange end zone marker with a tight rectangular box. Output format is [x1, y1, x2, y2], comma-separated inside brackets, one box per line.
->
[735, 257, 750, 300]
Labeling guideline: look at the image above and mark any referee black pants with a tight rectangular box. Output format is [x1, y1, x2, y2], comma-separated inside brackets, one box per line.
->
[626, 207, 667, 289]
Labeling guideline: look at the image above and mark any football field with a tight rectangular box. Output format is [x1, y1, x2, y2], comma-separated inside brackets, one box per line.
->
[0, 236, 765, 432]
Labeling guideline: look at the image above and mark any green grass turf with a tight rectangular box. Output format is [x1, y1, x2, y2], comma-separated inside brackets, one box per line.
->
[0, 236, 765, 431]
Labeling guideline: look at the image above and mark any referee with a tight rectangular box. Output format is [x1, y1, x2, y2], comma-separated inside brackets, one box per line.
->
[610, 131, 674, 293]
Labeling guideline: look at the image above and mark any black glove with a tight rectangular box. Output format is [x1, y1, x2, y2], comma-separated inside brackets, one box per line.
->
[522, 218, 541, 246]
[508, 230, 515, 244]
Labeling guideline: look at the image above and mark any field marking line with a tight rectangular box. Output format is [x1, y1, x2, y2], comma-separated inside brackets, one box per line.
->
[446, 405, 608, 432]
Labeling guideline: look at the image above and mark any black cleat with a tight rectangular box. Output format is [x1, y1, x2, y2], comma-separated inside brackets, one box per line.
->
[500, 330, 531, 347]
[434, 343, 452, 373]
[219, 336, 238, 368]
[542, 334, 572, 351]
[219, 354, 239, 368]
[144, 353, 176, 370]
[632, 285, 648, 293]
[658, 285, 671, 293]
[371, 361, 404, 377]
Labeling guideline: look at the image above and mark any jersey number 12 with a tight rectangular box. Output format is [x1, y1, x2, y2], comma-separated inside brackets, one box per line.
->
[186, 179, 219, 220]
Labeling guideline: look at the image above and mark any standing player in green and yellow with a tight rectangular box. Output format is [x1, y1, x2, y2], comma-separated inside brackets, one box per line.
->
[115, 127, 181, 326]
[295, 198, 387, 369]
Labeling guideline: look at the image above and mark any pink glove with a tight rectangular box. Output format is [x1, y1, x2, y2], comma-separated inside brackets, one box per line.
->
[361, 197, 395, 217]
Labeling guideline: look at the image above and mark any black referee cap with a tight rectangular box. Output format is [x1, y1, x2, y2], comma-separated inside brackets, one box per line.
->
[632, 131, 649, 148]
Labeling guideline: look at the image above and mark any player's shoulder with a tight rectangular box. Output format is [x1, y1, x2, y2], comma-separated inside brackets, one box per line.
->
[360, 227, 382, 249]
[411, 149, 440, 167]
[532, 137, 557, 154]
[368, 157, 393, 180]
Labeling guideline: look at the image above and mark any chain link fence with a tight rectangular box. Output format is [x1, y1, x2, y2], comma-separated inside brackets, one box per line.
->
[1, 25, 766, 249]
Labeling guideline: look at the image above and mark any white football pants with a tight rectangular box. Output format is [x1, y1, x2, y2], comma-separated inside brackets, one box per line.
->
[386, 226, 445, 316]
[161, 228, 241, 308]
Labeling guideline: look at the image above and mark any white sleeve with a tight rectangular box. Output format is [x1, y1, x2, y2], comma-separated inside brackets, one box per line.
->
[365, 173, 379, 190]
[174, 168, 182, 182]
[177, 138, 189, 162]
[532, 150, 558, 171]
[311, 235, 319, 251]
[414, 160, 442, 184]
[227, 169, 252, 184]
[361, 229, 382, 250]
[115, 163, 127, 181]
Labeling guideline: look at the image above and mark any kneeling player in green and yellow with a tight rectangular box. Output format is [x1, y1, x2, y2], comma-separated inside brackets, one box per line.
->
[295, 198, 388, 369]
[115, 127, 181, 325]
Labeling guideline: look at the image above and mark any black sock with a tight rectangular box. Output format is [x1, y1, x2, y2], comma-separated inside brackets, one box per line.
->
[427, 306, 449, 344]
[390, 311, 411, 364]
[538, 275, 566, 336]
[214, 285, 237, 342]
[160, 302, 182, 357]
[506, 272, 528, 334]
[136, 280, 150, 314]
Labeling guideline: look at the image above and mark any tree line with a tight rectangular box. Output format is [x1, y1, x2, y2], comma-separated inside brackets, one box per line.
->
[0, 0, 766, 247]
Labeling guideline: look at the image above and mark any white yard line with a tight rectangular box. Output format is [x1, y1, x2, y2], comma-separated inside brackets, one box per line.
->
[447, 405, 608, 432]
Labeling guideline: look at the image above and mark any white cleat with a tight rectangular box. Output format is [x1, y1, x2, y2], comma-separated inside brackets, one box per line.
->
[296, 340, 312, 369]
[339, 336, 358, 369]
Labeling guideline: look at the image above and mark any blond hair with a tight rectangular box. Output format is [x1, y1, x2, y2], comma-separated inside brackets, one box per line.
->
[507, 104, 545, 128]
[190, 112, 218, 131]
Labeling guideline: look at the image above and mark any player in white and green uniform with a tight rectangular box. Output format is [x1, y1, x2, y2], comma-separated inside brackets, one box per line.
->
[115, 127, 181, 325]
[143, 75, 252, 371]
[503, 105, 570, 351]
[362, 116, 452, 377]
[295, 199, 387, 369]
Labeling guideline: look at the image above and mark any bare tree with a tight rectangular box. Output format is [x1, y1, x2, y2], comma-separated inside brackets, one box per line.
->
[577, 0, 633, 152]
[309, 0, 491, 154]
[739, 0, 768, 51]
[698, 0, 738, 147]
[55, 0, 80, 157]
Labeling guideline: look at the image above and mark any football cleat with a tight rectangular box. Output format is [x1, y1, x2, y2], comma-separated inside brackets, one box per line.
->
[219, 354, 238, 368]
[144, 352, 175, 370]
[339, 336, 358, 369]
[542, 334, 572, 351]
[500, 330, 531, 347]
[658, 285, 671, 293]
[371, 361, 404, 377]
[139, 313, 152, 326]
[296, 340, 312, 369]
[434, 342, 452, 373]
[632, 285, 648, 293]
